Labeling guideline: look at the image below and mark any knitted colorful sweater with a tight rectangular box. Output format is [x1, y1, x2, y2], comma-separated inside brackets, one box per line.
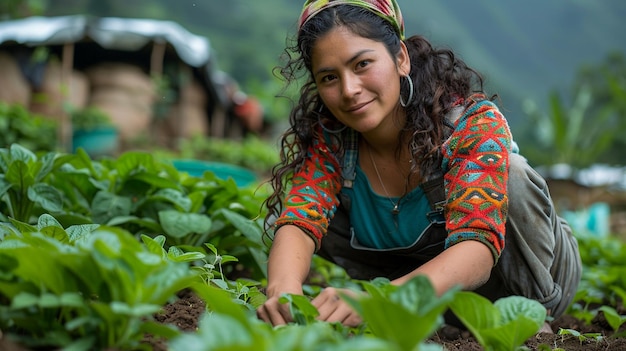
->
[274, 97, 513, 263]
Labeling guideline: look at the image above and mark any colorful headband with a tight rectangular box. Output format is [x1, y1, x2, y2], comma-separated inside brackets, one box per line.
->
[299, 0, 405, 40]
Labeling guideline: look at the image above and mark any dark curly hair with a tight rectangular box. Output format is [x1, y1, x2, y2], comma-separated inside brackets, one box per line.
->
[262, 4, 488, 236]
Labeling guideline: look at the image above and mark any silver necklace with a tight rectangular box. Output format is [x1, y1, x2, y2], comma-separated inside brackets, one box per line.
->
[367, 144, 402, 215]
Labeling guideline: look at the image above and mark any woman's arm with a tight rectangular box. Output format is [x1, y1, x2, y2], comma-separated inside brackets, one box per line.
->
[266, 225, 316, 297]
[393, 99, 511, 295]
[257, 225, 316, 325]
[391, 240, 494, 295]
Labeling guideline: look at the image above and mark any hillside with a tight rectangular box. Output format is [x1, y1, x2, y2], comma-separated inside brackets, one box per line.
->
[12, 0, 626, 132]
[395, 0, 625, 131]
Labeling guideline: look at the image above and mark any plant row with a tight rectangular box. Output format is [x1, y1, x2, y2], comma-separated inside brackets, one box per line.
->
[0, 143, 625, 350]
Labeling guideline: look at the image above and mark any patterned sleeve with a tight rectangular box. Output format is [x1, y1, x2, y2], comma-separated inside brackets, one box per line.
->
[272, 131, 343, 250]
[441, 98, 512, 264]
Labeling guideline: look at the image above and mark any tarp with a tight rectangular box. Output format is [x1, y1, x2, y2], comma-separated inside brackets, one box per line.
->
[0, 15, 212, 68]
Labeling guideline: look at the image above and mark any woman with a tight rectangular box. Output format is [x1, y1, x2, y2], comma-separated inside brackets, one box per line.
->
[256, 0, 582, 328]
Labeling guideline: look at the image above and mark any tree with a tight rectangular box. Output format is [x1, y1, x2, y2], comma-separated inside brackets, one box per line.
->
[519, 52, 626, 168]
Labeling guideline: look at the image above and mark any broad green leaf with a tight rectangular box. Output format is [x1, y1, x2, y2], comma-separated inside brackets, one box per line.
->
[40, 226, 70, 243]
[159, 210, 211, 238]
[9, 143, 36, 163]
[129, 172, 181, 190]
[34, 151, 57, 183]
[480, 318, 544, 351]
[187, 190, 207, 213]
[0, 222, 19, 238]
[271, 322, 344, 350]
[11, 291, 39, 309]
[191, 283, 249, 323]
[166, 245, 206, 262]
[110, 302, 161, 317]
[61, 336, 96, 351]
[221, 209, 263, 244]
[450, 293, 546, 350]
[496, 295, 546, 327]
[65, 223, 100, 242]
[6, 159, 34, 187]
[140, 321, 181, 340]
[141, 234, 167, 257]
[168, 251, 206, 263]
[6, 217, 38, 234]
[0, 178, 12, 198]
[169, 313, 261, 351]
[59, 292, 85, 307]
[0, 148, 8, 172]
[279, 293, 319, 325]
[449, 291, 499, 339]
[37, 214, 63, 229]
[91, 191, 132, 223]
[359, 299, 433, 350]
[115, 152, 155, 178]
[599, 305, 626, 332]
[27, 182, 64, 212]
[106, 215, 162, 232]
[344, 277, 451, 350]
[148, 188, 193, 212]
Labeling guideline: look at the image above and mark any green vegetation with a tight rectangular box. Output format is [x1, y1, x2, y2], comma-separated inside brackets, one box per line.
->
[0, 102, 57, 153]
[0, 142, 623, 350]
[519, 53, 626, 168]
[71, 106, 114, 132]
[177, 134, 280, 177]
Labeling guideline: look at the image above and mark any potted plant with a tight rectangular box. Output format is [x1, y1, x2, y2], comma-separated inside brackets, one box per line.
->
[71, 106, 119, 157]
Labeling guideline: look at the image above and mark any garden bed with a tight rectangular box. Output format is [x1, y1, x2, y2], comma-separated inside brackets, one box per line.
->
[145, 291, 626, 351]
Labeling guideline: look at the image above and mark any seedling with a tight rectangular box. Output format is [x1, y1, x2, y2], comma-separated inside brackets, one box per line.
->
[557, 328, 603, 344]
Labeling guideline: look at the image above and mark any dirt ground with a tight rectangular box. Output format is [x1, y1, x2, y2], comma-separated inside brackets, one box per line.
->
[1, 289, 624, 350]
[147, 290, 626, 351]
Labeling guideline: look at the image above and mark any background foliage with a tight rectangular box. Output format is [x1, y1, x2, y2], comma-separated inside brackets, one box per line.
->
[1, 0, 625, 167]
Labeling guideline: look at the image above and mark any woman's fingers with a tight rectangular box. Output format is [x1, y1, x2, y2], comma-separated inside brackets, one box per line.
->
[312, 287, 363, 326]
[258, 288, 363, 327]
[257, 297, 293, 326]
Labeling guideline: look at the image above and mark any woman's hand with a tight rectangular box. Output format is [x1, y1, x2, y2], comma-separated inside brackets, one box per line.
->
[256, 288, 301, 326]
[257, 287, 363, 327]
[312, 287, 363, 327]
[257, 225, 316, 326]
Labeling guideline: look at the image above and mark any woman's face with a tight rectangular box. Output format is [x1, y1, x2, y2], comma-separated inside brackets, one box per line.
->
[311, 26, 410, 135]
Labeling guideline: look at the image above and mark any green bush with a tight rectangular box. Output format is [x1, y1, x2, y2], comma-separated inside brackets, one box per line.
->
[0, 102, 57, 152]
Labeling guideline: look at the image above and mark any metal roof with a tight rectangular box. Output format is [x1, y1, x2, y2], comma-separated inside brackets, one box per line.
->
[0, 15, 212, 68]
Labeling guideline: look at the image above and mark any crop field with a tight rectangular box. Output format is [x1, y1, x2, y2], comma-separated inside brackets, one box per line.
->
[0, 144, 624, 351]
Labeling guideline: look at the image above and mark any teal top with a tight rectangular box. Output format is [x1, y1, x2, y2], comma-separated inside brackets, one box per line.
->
[342, 166, 432, 249]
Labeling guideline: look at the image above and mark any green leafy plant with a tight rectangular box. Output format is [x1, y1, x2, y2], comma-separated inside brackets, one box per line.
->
[44, 148, 270, 279]
[343, 276, 455, 351]
[0, 214, 200, 350]
[171, 284, 404, 351]
[0, 102, 57, 153]
[0, 144, 65, 222]
[71, 106, 114, 131]
[449, 292, 547, 351]
[598, 305, 626, 337]
[522, 85, 622, 169]
[178, 134, 279, 175]
[568, 233, 626, 326]
[557, 328, 603, 344]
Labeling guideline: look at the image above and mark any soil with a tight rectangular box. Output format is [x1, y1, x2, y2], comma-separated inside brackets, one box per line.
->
[1, 290, 625, 350]
[144, 290, 626, 351]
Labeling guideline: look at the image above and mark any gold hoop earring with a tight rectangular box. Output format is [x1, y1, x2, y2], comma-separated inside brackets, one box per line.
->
[400, 75, 414, 107]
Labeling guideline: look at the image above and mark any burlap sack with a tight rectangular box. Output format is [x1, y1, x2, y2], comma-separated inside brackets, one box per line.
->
[29, 60, 89, 120]
[0, 52, 31, 107]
